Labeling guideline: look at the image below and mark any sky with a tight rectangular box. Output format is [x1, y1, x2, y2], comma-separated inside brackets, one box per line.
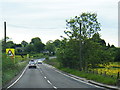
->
[0, 0, 119, 46]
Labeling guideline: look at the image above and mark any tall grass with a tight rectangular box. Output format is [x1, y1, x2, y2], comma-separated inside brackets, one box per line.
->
[2, 53, 29, 86]
[60, 67, 117, 85]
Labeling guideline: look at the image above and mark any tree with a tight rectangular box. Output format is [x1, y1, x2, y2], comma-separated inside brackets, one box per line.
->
[25, 44, 34, 53]
[65, 13, 101, 40]
[21, 40, 28, 47]
[30, 37, 42, 44]
[53, 39, 61, 48]
[29, 37, 45, 53]
[34, 42, 45, 53]
[114, 48, 120, 62]
[6, 41, 15, 48]
[45, 40, 55, 55]
[63, 12, 101, 70]
[92, 33, 106, 46]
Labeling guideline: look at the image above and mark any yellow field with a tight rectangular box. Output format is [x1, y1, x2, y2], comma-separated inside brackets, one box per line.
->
[92, 62, 120, 77]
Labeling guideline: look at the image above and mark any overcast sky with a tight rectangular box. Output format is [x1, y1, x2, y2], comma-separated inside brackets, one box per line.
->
[0, 0, 119, 46]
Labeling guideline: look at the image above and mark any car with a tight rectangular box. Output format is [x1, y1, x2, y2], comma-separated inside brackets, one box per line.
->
[38, 61, 42, 64]
[28, 60, 37, 69]
[37, 60, 42, 64]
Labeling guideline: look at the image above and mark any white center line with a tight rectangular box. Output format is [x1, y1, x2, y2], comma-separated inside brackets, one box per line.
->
[47, 80, 52, 85]
[53, 86, 57, 89]
[44, 76, 47, 79]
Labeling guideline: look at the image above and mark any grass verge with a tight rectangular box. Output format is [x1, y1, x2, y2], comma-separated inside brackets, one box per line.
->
[44, 58, 117, 86]
[2, 54, 29, 86]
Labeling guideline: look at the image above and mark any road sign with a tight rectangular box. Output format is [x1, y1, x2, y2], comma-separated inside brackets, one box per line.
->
[6, 48, 15, 58]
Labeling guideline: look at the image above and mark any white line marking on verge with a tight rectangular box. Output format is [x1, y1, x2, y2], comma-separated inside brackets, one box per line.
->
[7, 65, 28, 89]
[43, 63, 104, 89]
[54, 69, 103, 89]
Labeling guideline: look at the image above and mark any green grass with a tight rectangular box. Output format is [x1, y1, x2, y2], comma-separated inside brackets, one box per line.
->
[2, 54, 29, 86]
[59, 67, 117, 85]
[44, 58, 60, 68]
[44, 58, 117, 85]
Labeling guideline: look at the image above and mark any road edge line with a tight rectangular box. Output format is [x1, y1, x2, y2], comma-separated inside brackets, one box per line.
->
[6, 64, 28, 89]
[44, 63, 120, 90]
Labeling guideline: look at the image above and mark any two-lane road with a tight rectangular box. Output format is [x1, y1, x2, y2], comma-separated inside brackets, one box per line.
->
[8, 63, 104, 89]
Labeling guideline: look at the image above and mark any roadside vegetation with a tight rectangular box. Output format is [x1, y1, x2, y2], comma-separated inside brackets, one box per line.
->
[2, 12, 120, 86]
[2, 53, 29, 86]
[44, 12, 120, 86]
[44, 58, 119, 85]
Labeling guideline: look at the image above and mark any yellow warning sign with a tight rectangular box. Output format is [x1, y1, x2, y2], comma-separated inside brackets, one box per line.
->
[6, 48, 15, 58]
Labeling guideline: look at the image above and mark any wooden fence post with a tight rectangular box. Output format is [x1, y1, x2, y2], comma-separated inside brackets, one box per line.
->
[116, 72, 120, 87]
[117, 72, 120, 79]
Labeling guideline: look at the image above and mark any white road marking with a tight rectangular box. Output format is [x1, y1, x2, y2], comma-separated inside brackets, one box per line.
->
[47, 80, 52, 85]
[7, 65, 28, 89]
[44, 76, 47, 79]
[53, 86, 57, 89]
[47, 80, 57, 89]
[38, 66, 58, 89]
[43, 64, 104, 89]
[54, 69, 104, 89]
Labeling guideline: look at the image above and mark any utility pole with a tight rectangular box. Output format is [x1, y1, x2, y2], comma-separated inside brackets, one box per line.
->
[4, 21, 6, 52]
[79, 23, 82, 71]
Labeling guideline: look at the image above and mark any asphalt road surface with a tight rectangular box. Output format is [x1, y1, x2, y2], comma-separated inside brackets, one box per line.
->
[8, 63, 104, 89]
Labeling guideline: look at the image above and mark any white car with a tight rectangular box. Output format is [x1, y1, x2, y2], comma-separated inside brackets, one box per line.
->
[37, 60, 42, 64]
[28, 60, 37, 68]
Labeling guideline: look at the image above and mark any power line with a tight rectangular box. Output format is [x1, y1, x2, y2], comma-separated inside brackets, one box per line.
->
[7, 24, 66, 30]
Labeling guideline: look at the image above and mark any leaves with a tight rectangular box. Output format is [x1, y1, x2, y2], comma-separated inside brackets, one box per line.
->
[57, 12, 116, 70]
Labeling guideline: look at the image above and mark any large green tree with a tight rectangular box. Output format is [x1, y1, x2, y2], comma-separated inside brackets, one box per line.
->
[21, 40, 28, 47]
[29, 37, 45, 53]
[57, 12, 115, 70]
[45, 40, 55, 55]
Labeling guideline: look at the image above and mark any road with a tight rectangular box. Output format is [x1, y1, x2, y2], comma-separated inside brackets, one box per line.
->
[8, 63, 104, 89]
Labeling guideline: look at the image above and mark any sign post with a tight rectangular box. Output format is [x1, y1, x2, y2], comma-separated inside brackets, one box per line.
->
[6, 48, 15, 63]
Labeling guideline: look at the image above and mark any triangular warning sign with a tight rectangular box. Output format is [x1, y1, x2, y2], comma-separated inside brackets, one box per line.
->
[8, 50, 14, 56]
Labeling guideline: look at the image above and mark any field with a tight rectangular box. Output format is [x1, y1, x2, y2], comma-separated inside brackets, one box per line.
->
[91, 62, 120, 79]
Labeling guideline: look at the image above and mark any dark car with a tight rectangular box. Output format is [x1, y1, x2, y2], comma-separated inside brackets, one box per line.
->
[28, 60, 37, 69]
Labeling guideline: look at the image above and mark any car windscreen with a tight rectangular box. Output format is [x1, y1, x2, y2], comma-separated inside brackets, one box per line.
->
[29, 61, 35, 64]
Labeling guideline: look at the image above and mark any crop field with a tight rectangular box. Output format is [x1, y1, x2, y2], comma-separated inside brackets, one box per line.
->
[91, 62, 120, 78]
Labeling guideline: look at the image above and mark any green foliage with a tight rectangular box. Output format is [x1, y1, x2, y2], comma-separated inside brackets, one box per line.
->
[30, 37, 42, 44]
[65, 12, 101, 39]
[6, 41, 15, 48]
[24, 37, 45, 53]
[31, 53, 44, 58]
[2, 54, 16, 71]
[44, 58, 60, 68]
[57, 12, 117, 71]
[25, 44, 34, 53]
[45, 40, 55, 54]
[2, 53, 29, 86]
[44, 58, 117, 85]
[53, 39, 61, 48]
[60, 68, 116, 85]
[114, 48, 120, 62]
[21, 40, 28, 47]
[57, 39, 79, 69]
